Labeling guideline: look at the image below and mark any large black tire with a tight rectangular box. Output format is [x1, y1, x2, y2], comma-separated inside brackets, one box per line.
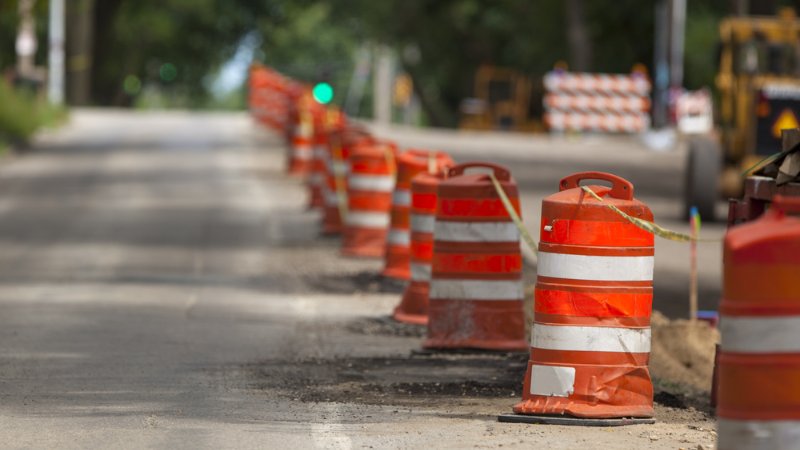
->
[683, 136, 722, 221]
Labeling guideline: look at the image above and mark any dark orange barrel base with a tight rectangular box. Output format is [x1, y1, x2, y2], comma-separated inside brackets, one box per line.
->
[321, 210, 343, 235]
[307, 185, 324, 209]
[423, 299, 528, 351]
[341, 229, 387, 258]
[382, 248, 410, 279]
[512, 362, 654, 418]
[288, 159, 313, 176]
[393, 281, 429, 325]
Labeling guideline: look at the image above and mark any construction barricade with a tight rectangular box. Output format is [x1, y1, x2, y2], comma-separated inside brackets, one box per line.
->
[248, 65, 293, 134]
[509, 171, 655, 422]
[543, 70, 651, 134]
[383, 149, 454, 280]
[321, 127, 373, 235]
[423, 162, 527, 351]
[286, 89, 317, 175]
[341, 139, 398, 257]
[306, 108, 345, 210]
[393, 172, 444, 325]
[717, 195, 800, 449]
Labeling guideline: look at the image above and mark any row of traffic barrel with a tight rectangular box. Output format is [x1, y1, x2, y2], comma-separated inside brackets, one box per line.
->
[248, 63, 800, 448]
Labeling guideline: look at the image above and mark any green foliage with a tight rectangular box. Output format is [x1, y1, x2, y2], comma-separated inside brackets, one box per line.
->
[257, 1, 359, 106]
[0, 82, 66, 149]
[684, 10, 721, 90]
[0, 0, 765, 122]
[92, 0, 272, 106]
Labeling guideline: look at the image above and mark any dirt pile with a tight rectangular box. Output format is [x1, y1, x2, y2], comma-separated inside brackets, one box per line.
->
[650, 311, 719, 394]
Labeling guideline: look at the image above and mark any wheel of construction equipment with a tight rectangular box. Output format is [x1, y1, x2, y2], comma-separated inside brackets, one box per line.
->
[683, 135, 721, 221]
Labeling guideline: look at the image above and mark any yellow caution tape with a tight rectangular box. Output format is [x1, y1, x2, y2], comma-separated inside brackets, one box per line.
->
[581, 186, 718, 242]
[331, 137, 348, 220]
[490, 173, 716, 249]
[488, 173, 538, 256]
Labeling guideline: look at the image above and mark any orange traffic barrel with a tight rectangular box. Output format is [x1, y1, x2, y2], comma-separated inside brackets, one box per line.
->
[717, 195, 800, 449]
[341, 140, 397, 257]
[306, 111, 328, 209]
[423, 162, 527, 351]
[393, 172, 444, 325]
[512, 171, 655, 420]
[286, 89, 317, 175]
[382, 149, 454, 280]
[320, 128, 372, 235]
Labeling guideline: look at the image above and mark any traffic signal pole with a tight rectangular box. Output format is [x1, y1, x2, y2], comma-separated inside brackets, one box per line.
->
[48, 0, 65, 105]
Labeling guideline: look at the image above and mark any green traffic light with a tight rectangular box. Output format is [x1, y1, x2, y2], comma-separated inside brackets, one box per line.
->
[312, 82, 334, 104]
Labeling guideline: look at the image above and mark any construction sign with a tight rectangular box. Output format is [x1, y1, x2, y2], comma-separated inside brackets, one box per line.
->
[772, 108, 799, 139]
[756, 84, 800, 155]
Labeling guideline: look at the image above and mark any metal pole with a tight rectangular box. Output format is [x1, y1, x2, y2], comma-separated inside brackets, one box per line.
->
[373, 46, 393, 125]
[48, 0, 65, 105]
[653, 0, 669, 128]
[343, 45, 371, 117]
[669, 0, 686, 89]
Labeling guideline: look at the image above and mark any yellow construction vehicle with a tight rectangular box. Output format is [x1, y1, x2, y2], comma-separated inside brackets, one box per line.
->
[685, 7, 800, 219]
[458, 65, 540, 132]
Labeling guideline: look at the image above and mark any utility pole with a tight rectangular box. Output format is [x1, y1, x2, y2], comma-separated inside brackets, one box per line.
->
[343, 45, 371, 117]
[669, 0, 686, 90]
[48, 0, 65, 105]
[66, 0, 95, 105]
[652, 0, 669, 128]
[372, 46, 393, 125]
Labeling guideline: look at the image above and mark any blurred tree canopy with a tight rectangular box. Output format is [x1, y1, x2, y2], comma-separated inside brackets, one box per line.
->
[4, 0, 800, 124]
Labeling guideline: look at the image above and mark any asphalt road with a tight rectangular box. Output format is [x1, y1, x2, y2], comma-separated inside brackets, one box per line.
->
[0, 110, 718, 449]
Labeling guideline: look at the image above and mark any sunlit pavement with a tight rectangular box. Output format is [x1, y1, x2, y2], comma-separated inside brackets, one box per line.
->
[0, 109, 718, 449]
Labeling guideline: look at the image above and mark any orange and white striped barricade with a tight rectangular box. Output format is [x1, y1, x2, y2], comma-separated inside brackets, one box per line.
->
[306, 106, 329, 209]
[506, 171, 655, 424]
[543, 71, 651, 134]
[341, 140, 398, 257]
[423, 162, 527, 351]
[249, 66, 291, 133]
[382, 149, 454, 280]
[248, 65, 268, 124]
[675, 88, 713, 135]
[287, 89, 318, 176]
[717, 196, 800, 449]
[320, 127, 372, 235]
[393, 172, 444, 325]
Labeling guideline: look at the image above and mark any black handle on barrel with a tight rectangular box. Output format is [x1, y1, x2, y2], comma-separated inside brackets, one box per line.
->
[448, 162, 511, 181]
[559, 171, 634, 200]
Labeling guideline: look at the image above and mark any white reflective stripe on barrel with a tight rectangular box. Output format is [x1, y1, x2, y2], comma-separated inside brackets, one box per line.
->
[326, 159, 348, 175]
[411, 263, 431, 282]
[430, 279, 523, 301]
[308, 172, 325, 185]
[349, 175, 395, 192]
[392, 189, 411, 207]
[387, 229, 410, 246]
[434, 221, 519, 242]
[323, 188, 339, 205]
[313, 146, 327, 159]
[297, 123, 313, 137]
[411, 215, 435, 234]
[345, 211, 390, 228]
[720, 316, 800, 353]
[531, 324, 651, 353]
[718, 419, 800, 450]
[292, 146, 314, 160]
[536, 252, 654, 282]
[530, 365, 575, 397]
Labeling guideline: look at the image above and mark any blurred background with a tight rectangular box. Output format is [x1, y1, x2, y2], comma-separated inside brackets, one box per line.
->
[1, 0, 799, 140]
